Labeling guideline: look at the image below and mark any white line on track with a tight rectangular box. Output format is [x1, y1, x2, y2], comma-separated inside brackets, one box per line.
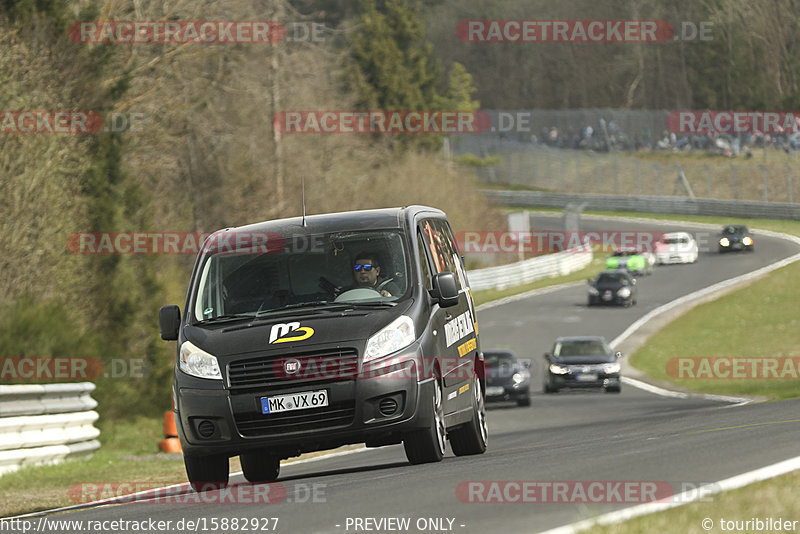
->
[537, 455, 800, 534]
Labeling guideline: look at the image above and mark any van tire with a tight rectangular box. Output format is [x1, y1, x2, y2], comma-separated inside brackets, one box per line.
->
[403, 379, 446, 464]
[241, 452, 281, 483]
[450, 377, 488, 456]
[184, 453, 229, 492]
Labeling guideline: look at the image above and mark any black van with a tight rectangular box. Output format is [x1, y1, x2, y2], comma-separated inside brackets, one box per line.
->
[159, 206, 487, 489]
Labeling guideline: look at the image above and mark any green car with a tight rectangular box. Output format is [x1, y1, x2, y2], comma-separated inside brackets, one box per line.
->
[606, 249, 651, 276]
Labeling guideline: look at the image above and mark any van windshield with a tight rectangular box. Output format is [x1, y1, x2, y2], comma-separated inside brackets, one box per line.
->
[192, 230, 410, 322]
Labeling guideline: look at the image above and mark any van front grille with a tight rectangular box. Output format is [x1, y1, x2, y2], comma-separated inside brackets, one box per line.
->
[228, 348, 359, 390]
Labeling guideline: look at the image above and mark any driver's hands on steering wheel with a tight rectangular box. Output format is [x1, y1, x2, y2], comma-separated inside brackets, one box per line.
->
[375, 277, 394, 297]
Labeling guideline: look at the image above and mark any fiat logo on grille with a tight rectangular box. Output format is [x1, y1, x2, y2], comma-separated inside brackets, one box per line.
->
[284, 358, 301, 375]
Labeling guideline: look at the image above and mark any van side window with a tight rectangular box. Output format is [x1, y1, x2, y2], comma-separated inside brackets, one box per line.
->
[416, 232, 433, 291]
[431, 219, 465, 290]
[420, 220, 443, 274]
[419, 219, 464, 290]
[437, 220, 468, 290]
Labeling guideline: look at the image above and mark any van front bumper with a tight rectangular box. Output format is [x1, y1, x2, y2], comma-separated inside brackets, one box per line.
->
[174, 345, 436, 458]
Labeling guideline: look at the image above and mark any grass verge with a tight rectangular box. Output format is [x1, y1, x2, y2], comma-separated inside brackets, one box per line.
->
[629, 259, 800, 400]
[591, 470, 800, 534]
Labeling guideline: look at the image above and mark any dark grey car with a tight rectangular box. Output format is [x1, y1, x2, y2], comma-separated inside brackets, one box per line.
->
[587, 270, 637, 307]
[543, 336, 622, 394]
[484, 350, 531, 407]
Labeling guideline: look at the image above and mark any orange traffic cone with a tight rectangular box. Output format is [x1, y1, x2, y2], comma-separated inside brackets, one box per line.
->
[159, 411, 182, 453]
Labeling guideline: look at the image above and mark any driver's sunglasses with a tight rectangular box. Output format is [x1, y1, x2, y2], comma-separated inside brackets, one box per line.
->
[353, 263, 374, 272]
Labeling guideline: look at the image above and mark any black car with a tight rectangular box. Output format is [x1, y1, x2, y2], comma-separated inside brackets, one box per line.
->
[542, 336, 622, 393]
[718, 224, 754, 252]
[587, 270, 637, 307]
[483, 350, 531, 407]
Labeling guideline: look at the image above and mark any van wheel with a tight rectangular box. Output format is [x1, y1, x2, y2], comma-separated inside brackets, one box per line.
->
[403, 379, 446, 464]
[240, 451, 281, 483]
[450, 377, 488, 456]
[184, 453, 229, 492]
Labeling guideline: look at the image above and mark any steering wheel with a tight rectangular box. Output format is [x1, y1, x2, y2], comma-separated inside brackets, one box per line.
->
[376, 277, 395, 293]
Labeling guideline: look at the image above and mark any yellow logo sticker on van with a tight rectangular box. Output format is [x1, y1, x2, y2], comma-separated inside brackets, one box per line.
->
[457, 337, 477, 357]
[269, 322, 315, 344]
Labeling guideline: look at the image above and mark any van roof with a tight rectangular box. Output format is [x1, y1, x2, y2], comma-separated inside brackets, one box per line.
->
[213, 205, 447, 236]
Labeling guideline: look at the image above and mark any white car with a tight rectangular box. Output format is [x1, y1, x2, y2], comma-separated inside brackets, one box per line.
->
[655, 231, 698, 264]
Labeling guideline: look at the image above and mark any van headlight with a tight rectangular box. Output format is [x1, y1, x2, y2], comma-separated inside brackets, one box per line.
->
[603, 363, 621, 374]
[365, 315, 416, 362]
[719, 237, 730, 247]
[179, 341, 222, 380]
[617, 287, 631, 298]
[743, 236, 753, 246]
[588, 287, 599, 296]
[549, 364, 569, 375]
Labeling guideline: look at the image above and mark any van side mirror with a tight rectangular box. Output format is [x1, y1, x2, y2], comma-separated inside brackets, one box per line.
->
[615, 351, 623, 359]
[431, 272, 460, 308]
[159, 305, 181, 341]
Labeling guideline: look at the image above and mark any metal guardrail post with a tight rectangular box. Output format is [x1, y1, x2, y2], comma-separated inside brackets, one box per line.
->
[653, 164, 662, 196]
[637, 159, 642, 196]
[595, 158, 602, 192]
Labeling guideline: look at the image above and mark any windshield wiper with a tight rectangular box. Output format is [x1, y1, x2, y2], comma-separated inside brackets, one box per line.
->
[255, 301, 349, 317]
[341, 301, 397, 308]
[197, 314, 255, 324]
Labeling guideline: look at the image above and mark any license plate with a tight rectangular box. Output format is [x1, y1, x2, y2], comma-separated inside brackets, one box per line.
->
[261, 390, 328, 415]
[575, 374, 599, 382]
[602, 291, 613, 301]
[486, 386, 505, 396]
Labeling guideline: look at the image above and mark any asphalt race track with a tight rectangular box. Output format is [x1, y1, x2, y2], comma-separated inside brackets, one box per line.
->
[38, 216, 800, 534]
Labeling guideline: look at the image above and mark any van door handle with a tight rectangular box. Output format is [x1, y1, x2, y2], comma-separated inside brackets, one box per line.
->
[444, 314, 452, 321]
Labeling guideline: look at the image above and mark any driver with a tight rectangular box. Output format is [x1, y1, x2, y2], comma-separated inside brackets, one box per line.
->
[350, 252, 400, 297]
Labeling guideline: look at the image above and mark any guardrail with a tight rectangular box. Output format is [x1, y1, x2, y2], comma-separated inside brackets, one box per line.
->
[467, 244, 593, 291]
[0, 382, 101, 476]
[481, 190, 800, 220]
